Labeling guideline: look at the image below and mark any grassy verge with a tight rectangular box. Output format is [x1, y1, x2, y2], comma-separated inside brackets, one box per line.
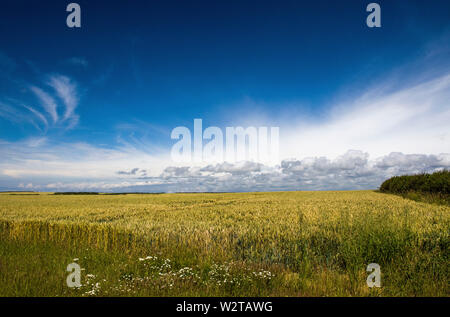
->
[0, 218, 447, 297]
[398, 191, 450, 206]
[0, 236, 287, 297]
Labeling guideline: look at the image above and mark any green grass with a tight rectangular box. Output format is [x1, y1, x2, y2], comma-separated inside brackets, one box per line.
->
[0, 237, 286, 297]
[0, 191, 448, 296]
[394, 191, 450, 206]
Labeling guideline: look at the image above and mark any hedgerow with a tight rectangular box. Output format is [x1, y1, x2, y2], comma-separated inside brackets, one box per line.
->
[380, 170, 449, 195]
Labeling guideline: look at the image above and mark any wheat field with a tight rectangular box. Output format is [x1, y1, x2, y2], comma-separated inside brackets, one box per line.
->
[0, 191, 448, 296]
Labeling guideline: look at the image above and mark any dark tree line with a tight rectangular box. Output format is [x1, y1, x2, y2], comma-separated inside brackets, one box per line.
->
[380, 170, 449, 195]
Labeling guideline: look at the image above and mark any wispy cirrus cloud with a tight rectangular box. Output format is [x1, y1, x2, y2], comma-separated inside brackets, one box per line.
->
[48, 75, 79, 126]
[2, 73, 81, 131]
[30, 86, 58, 123]
[0, 101, 48, 131]
[22, 104, 49, 130]
[0, 51, 80, 132]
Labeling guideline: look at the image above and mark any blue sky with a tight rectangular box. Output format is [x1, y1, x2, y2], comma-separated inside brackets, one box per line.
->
[0, 0, 449, 192]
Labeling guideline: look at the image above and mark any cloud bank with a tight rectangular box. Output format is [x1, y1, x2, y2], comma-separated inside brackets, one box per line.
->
[5, 149, 449, 192]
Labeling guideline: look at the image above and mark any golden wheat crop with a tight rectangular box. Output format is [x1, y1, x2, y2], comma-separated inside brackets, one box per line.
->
[0, 191, 448, 296]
